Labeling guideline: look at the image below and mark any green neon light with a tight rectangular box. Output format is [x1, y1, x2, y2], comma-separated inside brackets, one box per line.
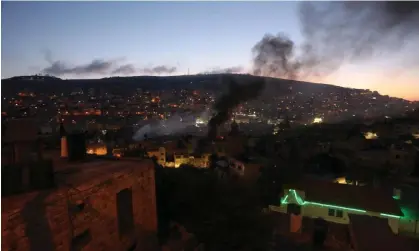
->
[281, 194, 289, 204]
[307, 201, 366, 213]
[380, 213, 400, 219]
[281, 189, 401, 218]
[291, 189, 305, 205]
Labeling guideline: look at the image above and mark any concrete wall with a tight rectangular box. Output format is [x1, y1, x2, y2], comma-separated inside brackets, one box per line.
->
[399, 218, 419, 238]
[1, 161, 158, 251]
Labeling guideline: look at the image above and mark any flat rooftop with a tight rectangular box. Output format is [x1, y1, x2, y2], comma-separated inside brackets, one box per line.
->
[349, 214, 419, 251]
[285, 177, 403, 216]
[2, 155, 154, 218]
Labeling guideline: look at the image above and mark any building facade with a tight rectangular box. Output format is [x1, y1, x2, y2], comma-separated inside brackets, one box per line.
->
[2, 159, 158, 251]
[269, 178, 404, 235]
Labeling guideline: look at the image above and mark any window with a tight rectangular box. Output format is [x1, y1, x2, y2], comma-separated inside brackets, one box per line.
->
[116, 188, 134, 237]
[336, 210, 343, 218]
[328, 208, 335, 216]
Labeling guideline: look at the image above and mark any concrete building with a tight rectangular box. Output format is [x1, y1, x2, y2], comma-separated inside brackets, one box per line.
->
[1, 158, 158, 251]
[172, 151, 209, 168]
[349, 214, 419, 251]
[86, 142, 108, 156]
[147, 147, 166, 166]
[215, 157, 262, 183]
[354, 144, 416, 176]
[269, 178, 403, 234]
[2, 119, 159, 251]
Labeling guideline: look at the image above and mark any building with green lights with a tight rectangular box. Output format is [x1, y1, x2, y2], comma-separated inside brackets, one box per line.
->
[269, 178, 404, 234]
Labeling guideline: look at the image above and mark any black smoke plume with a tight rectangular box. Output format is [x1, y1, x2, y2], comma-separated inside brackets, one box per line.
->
[200, 66, 244, 75]
[43, 59, 117, 76]
[253, 2, 419, 80]
[207, 76, 265, 140]
[41, 50, 177, 77]
[141, 65, 177, 75]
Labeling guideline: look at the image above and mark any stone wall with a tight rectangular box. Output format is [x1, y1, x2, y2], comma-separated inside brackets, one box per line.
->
[2, 160, 158, 251]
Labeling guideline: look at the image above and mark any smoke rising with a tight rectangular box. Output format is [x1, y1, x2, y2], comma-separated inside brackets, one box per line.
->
[41, 51, 177, 76]
[200, 66, 245, 75]
[207, 76, 265, 140]
[132, 110, 210, 141]
[112, 64, 137, 75]
[253, 2, 419, 80]
[43, 59, 118, 76]
[141, 65, 177, 75]
[42, 60, 178, 76]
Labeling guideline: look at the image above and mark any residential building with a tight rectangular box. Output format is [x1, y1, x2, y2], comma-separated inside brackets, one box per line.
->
[269, 178, 404, 234]
[2, 133, 159, 251]
[391, 177, 419, 238]
[215, 157, 262, 183]
[147, 147, 166, 166]
[349, 214, 419, 251]
[86, 142, 108, 156]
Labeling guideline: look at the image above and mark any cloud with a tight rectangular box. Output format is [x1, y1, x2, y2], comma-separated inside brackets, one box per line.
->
[200, 66, 244, 74]
[141, 65, 177, 75]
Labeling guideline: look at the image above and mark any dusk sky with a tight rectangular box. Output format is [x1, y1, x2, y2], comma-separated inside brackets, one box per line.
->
[2, 1, 418, 101]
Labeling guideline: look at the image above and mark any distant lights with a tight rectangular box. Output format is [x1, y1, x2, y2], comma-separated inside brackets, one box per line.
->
[364, 132, 379, 140]
[312, 117, 323, 124]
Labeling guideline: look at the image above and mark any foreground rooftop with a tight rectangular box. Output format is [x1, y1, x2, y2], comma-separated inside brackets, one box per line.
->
[2, 155, 154, 217]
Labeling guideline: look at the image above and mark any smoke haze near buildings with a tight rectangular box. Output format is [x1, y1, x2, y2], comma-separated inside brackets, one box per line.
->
[207, 76, 265, 140]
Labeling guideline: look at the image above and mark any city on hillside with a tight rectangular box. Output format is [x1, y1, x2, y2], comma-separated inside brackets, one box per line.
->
[2, 1, 419, 251]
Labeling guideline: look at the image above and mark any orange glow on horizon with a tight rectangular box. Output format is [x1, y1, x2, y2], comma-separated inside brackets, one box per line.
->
[302, 68, 419, 101]
[247, 60, 418, 101]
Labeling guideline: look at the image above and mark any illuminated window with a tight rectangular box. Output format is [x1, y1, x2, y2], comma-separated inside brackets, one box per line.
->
[336, 210, 343, 218]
